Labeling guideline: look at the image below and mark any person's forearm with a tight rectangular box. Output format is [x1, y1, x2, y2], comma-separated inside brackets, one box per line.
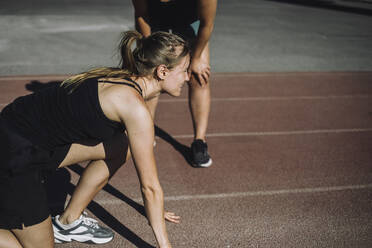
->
[192, 0, 217, 59]
[132, 0, 152, 37]
[135, 17, 151, 37]
[192, 23, 214, 59]
[142, 186, 171, 247]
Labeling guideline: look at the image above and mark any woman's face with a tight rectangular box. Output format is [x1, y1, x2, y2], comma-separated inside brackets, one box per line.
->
[161, 55, 190, 97]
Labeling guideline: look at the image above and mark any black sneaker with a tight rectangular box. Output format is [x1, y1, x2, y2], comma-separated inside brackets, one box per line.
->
[191, 139, 212, 168]
[52, 213, 114, 244]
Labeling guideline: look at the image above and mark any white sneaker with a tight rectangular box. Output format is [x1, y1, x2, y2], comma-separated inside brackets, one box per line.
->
[52, 213, 114, 244]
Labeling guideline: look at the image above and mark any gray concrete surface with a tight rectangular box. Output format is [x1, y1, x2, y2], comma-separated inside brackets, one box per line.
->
[1, 0, 372, 75]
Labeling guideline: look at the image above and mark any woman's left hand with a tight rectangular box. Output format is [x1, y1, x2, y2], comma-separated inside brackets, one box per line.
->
[189, 57, 210, 86]
[165, 211, 181, 224]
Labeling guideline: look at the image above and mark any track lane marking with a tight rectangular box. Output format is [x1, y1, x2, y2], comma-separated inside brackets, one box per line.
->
[158, 94, 372, 102]
[1, 94, 371, 108]
[1, 71, 372, 81]
[96, 183, 372, 205]
[169, 128, 372, 139]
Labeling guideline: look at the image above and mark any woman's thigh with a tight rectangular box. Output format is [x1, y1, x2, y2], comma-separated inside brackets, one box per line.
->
[12, 216, 54, 248]
[58, 131, 129, 168]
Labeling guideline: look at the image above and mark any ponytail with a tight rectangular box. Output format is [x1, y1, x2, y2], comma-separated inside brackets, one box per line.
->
[119, 30, 143, 75]
[61, 30, 190, 92]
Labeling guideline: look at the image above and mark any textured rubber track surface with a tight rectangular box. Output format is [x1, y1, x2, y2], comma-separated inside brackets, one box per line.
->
[1, 72, 372, 248]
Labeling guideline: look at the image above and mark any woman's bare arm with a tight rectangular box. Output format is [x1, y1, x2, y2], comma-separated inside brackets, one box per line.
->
[132, 0, 152, 37]
[109, 89, 171, 248]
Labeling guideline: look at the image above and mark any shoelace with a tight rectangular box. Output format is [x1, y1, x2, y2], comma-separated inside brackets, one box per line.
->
[81, 215, 100, 229]
[193, 141, 207, 154]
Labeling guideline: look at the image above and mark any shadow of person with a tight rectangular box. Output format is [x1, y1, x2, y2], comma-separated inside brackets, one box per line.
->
[67, 164, 154, 247]
[87, 200, 155, 248]
[155, 125, 194, 167]
[25, 80, 62, 91]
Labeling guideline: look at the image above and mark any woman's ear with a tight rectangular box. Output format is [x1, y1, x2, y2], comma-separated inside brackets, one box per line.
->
[155, 64, 169, 80]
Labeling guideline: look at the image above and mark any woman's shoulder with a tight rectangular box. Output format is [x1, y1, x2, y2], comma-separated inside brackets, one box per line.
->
[98, 79, 147, 123]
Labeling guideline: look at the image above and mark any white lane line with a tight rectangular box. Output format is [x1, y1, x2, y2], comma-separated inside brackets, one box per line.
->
[1, 94, 370, 107]
[1, 72, 372, 81]
[159, 94, 372, 102]
[171, 128, 372, 139]
[0, 75, 68, 81]
[39, 24, 130, 33]
[96, 183, 372, 205]
[210, 72, 372, 78]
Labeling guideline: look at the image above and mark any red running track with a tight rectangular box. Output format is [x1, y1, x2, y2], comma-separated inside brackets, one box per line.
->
[1, 72, 372, 247]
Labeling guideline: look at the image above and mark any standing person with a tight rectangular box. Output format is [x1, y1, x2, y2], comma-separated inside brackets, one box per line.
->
[0, 30, 189, 248]
[132, 0, 217, 167]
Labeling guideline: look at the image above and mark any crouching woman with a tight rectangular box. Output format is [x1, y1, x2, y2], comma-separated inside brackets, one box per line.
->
[0, 30, 190, 248]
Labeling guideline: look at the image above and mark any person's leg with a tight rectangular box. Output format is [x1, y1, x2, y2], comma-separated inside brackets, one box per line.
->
[188, 42, 211, 141]
[173, 23, 213, 167]
[11, 217, 54, 248]
[52, 132, 128, 243]
[0, 229, 22, 248]
[176, 22, 211, 141]
[59, 132, 128, 221]
[188, 43, 213, 167]
[58, 156, 125, 224]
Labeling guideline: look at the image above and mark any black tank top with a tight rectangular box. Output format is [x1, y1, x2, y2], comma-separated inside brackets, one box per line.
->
[147, 0, 198, 28]
[0, 77, 142, 151]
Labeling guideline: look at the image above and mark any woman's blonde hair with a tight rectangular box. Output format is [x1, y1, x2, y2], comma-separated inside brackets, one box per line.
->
[62, 30, 189, 91]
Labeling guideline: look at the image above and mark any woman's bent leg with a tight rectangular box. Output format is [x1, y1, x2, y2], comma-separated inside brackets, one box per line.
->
[58, 132, 128, 223]
[59, 159, 117, 223]
[11, 216, 54, 248]
[51, 132, 128, 244]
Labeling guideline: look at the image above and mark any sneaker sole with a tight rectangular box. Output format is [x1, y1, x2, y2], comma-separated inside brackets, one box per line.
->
[55, 234, 113, 244]
[54, 238, 66, 244]
[195, 158, 212, 168]
[53, 225, 113, 244]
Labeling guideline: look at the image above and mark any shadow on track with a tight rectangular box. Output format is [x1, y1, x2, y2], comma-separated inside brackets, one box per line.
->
[65, 164, 154, 248]
[25, 80, 61, 91]
[155, 125, 194, 167]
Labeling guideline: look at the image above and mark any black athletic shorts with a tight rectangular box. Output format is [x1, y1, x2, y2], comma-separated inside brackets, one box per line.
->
[0, 118, 70, 229]
[151, 20, 200, 45]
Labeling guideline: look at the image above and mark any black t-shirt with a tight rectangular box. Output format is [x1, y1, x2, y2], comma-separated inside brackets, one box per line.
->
[147, 0, 198, 28]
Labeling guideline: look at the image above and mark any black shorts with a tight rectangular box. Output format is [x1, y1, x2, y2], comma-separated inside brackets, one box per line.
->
[151, 20, 200, 44]
[0, 118, 70, 229]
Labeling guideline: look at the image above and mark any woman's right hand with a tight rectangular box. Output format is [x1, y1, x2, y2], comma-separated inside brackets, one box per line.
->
[165, 211, 181, 224]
